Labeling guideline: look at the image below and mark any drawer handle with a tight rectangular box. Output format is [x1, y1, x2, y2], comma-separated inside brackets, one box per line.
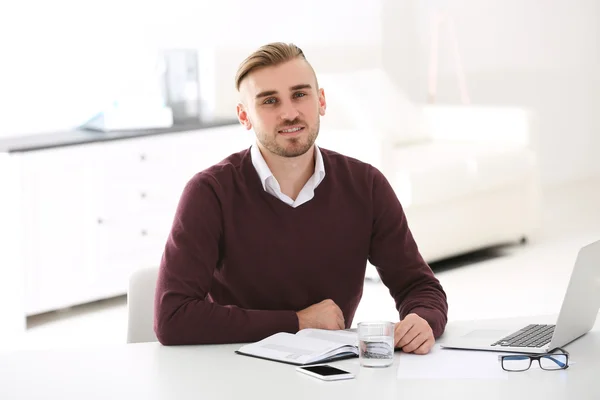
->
[140, 154, 147, 161]
[141, 230, 148, 236]
[140, 192, 147, 199]
[97, 218, 104, 225]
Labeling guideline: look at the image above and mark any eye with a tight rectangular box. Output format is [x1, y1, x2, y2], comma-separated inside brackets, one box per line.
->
[263, 97, 277, 105]
[293, 92, 306, 99]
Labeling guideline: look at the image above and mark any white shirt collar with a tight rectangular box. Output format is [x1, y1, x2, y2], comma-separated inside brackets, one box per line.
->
[250, 143, 326, 206]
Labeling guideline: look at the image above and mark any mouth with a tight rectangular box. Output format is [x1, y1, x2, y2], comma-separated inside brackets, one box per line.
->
[278, 126, 305, 135]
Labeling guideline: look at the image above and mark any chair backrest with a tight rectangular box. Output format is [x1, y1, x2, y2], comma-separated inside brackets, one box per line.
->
[127, 267, 159, 344]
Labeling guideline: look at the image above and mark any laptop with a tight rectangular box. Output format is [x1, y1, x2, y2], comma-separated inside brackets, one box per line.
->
[441, 239, 600, 354]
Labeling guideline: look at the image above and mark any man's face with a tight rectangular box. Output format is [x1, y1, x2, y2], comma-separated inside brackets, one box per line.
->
[237, 58, 326, 158]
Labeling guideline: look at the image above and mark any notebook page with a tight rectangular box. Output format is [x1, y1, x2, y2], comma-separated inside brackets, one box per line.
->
[237, 332, 347, 364]
[296, 329, 358, 347]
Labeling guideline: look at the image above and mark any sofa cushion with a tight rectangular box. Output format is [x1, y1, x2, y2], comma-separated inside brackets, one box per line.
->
[386, 142, 537, 208]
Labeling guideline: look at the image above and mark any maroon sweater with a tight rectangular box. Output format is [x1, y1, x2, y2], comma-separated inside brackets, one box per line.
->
[154, 147, 448, 345]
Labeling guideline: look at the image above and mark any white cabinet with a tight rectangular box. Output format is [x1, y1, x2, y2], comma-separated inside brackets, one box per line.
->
[20, 144, 98, 314]
[0, 153, 28, 340]
[14, 124, 251, 315]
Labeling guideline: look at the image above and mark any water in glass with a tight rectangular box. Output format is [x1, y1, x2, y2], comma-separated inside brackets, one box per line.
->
[359, 335, 394, 367]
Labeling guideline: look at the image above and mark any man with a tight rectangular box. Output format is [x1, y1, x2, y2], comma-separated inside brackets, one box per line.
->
[154, 42, 448, 355]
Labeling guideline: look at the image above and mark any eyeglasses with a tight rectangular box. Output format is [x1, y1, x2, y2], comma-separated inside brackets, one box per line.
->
[498, 348, 570, 372]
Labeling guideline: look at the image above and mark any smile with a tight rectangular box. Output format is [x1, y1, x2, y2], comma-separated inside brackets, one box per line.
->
[279, 126, 305, 134]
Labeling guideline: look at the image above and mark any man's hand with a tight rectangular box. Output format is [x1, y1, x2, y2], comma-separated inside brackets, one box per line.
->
[296, 299, 345, 331]
[394, 313, 435, 355]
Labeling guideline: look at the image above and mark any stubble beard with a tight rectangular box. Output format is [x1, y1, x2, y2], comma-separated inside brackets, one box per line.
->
[258, 117, 320, 158]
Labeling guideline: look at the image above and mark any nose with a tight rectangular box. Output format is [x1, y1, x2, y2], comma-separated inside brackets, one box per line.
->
[279, 100, 300, 122]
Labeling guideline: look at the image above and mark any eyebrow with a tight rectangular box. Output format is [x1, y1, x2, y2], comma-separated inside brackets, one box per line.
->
[255, 84, 313, 99]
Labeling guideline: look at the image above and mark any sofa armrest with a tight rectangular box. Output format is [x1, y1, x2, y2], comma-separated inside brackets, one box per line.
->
[421, 105, 536, 147]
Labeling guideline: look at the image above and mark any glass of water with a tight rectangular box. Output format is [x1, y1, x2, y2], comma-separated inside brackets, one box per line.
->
[357, 321, 395, 368]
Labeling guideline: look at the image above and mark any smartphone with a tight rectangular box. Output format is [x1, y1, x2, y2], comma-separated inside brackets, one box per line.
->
[296, 364, 355, 381]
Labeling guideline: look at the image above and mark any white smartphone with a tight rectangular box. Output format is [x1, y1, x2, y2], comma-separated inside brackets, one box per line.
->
[296, 364, 355, 381]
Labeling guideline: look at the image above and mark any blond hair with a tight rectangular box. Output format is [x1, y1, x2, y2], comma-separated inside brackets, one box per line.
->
[235, 42, 309, 91]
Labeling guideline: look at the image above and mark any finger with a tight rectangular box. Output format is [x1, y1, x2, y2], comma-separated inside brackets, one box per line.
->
[326, 301, 341, 316]
[396, 325, 421, 348]
[413, 339, 434, 355]
[394, 321, 413, 346]
[413, 338, 435, 355]
[394, 321, 415, 347]
[331, 315, 343, 330]
[325, 319, 340, 330]
[337, 315, 346, 329]
[401, 332, 427, 353]
[334, 305, 344, 322]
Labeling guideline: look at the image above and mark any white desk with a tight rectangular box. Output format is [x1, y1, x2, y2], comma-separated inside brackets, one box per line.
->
[1, 315, 599, 400]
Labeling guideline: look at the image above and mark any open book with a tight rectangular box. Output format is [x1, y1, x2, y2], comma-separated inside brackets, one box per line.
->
[235, 329, 359, 366]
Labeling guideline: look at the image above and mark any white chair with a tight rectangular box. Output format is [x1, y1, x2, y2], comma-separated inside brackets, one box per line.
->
[127, 267, 159, 344]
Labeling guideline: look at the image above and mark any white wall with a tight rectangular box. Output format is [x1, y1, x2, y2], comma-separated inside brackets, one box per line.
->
[382, 0, 600, 187]
[140, 0, 384, 120]
[0, 0, 382, 136]
[144, 0, 382, 47]
[3, 0, 597, 186]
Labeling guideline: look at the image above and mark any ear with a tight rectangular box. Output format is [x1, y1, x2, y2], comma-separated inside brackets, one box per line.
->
[318, 87, 327, 116]
[236, 103, 253, 130]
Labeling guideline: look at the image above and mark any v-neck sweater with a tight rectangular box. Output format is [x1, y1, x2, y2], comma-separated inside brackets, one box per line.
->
[154, 147, 448, 345]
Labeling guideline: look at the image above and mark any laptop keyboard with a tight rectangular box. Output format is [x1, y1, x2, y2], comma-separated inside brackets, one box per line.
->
[490, 324, 555, 348]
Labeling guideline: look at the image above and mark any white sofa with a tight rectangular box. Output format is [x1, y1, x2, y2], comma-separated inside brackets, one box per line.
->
[173, 45, 543, 265]
[316, 69, 542, 267]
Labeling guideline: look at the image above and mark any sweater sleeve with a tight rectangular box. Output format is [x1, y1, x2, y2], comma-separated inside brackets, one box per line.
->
[154, 173, 299, 345]
[367, 168, 448, 338]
